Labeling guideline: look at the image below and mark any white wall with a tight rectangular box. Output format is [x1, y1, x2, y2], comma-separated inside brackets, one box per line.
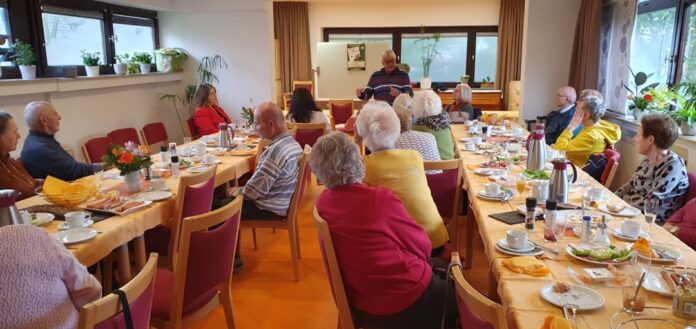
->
[519, 0, 581, 121]
[158, 8, 275, 121]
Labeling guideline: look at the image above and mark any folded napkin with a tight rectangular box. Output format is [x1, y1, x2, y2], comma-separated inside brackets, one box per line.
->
[540, 315, 574, 329]
[502, 256, 550, 276]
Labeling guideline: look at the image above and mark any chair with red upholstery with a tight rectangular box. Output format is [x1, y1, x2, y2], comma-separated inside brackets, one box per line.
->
[145, 166, 216, 270]
[686, 172, 696, 203]
[601, 149, 621, 188]
[423, 159, 463, 249]
[78, 253, 158, 329]
[287, 122, 326, 149]
[82, 136, 115, 164]
[186, 118, 198, 139]
[451, 252, 507, 329]
[328, 99, 354, 131]
[141, 122, 169, 152]
[150, 196, 242, 329]
[107, 128, 141, 147]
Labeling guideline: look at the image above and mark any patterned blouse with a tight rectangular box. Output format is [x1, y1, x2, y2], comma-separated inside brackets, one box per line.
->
[395, 131, 441, 162]
[615, 152, 689, 222]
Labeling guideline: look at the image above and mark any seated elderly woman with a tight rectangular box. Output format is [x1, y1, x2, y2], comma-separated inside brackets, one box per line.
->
[312, 132, 458, 328]
[0, 111, 40, 200]
[392, 93, 413, 110]
[411, 90, 456, 160]
[444, 83, 474, 120]
[356, 101, 450, 257]
[0, 224, 102, 329]
[393, 106, 441, 163]
[665, 198, 696, 249]
[616, 114, 688, 222]
[552, 95, 621, 167]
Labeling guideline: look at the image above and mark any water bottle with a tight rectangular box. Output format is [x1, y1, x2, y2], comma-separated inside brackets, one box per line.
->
[160, 145, 169, 162]
[171, 155, 180, 178]
[580, 215, 592, 242]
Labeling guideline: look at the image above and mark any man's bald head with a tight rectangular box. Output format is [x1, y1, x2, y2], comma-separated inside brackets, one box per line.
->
[254, 102, 286, 140]
[555, 86, 577, 109]
[24, 101, 61, 134]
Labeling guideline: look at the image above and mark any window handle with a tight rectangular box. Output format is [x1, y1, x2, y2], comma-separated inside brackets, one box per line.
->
[665, 55, 675, 64]
[109, 35, 118, 43]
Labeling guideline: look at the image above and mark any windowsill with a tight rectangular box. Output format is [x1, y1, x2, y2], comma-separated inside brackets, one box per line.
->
[0, 72, 184, 97]
[604, 112, 696, 149]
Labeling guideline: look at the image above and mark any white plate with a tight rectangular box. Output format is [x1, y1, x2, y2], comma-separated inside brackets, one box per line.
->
[477, 190, 512, 201]
[494, 176, 517, 188]
[461, 147, 479, 152]
[201, 159, 222, 165]
[643, 268, 677, 297]
[497, 238, 536, 253]
[188, 165, 212, 173]
[561, 210, 614, 227]
[597, 204, 641, 217]
[27, 212, 54, 226]
[610, 228, 648, 242]
[140, 191, 173, 202]
[539, 283, 605, 311]
[494, 242, 544, 256]
[474, 168, 494, 176]
[474, 150, 487, 155]
[83, 199, 153, 216]
[566, 245, 633, 266]
[628, 243, 682, 263]
[515, 205, 544, 215]
[145, 186, 171, 192]
[58, 219, 94, 231]
[53, 228, 97, 245]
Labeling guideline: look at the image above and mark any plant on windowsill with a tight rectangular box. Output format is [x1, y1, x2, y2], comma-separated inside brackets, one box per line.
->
[80, 50, 101, 78]
[646, 84, 678, 113]
[155, 47, 188, 73]
[11, 39, 37, 80]
[623, 68, 658, 121]
[671, 82, 696, 136]
[415, 26, 440, 90]
[132, 52, 153, 74]
[480, 76, 494, 89]
[114, 53, 130, 75]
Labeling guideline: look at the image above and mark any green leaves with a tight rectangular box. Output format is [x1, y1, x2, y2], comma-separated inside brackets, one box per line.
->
[131, 52, 153, 64]
[80, 50, 101, 66]
[11, 39, 36, 66]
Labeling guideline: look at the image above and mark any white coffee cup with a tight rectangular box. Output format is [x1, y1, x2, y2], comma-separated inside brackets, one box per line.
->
[195, 142, 207, 157]
[65, 211, 91, 228]
[485, 183, 501, 197]
[620, 220, 642, 238]
[203, 154, 217, 165]
[507, 229, 528, 249]
[508, 143, 522, 153]
[532, 180, 549, 204]
[464, 142, 476, 151]
[589, 187, 605, 200]
[150, 178, 166, 190]
[470, 137, 482, 144]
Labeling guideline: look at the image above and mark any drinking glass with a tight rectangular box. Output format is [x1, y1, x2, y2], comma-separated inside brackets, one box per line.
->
[643, 198, 659, 239]
[182, 137, 192, 145]
[516, 176, 527, 194]
[622, 282, 648, 314]
[552, 214, 568, 250]
[581, 185, 594, 216]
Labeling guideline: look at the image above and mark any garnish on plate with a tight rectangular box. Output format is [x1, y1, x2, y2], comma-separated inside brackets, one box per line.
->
[570, 245, 633, 263]
[552, 282, 570, 293]
[523, 170, 549, 180]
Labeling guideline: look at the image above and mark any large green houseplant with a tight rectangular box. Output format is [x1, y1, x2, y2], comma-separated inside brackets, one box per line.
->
[415, 26, 440, 90]
[672, 82, 696, 135]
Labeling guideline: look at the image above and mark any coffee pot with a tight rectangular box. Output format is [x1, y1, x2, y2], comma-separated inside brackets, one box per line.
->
[548, 158, 577, 203]
[0, 189, 26, 227]
[217, 123, 231, 150]
[526, 124, 546, 171]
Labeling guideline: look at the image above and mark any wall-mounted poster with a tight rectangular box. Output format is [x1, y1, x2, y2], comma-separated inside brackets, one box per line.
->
[347, 43, 366, 71]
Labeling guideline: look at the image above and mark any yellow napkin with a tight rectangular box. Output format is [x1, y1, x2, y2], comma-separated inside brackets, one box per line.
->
[43, 176, 97, 206]
[540, 315, 574, 329]
[502, 256, 550, 276]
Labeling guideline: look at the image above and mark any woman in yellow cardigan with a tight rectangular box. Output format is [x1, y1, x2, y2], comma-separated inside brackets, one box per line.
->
[356, 101, 451, 259]
[553, 95, 621, 167]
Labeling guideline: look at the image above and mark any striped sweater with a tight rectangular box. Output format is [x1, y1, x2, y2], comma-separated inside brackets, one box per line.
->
[359, 67, 413, 105]
[241, 132, 303, 216]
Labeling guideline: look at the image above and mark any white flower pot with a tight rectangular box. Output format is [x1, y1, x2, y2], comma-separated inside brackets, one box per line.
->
[681, 121, 696, 136]
[114, 63, 128, 75]
[85, 65, 100, 77]
[139, 63, 151, 74]
[123, 171, 141, 193]
[19, 65, 37, 80]
[420, 77, 432, 90]
[632, 108, 648, 121]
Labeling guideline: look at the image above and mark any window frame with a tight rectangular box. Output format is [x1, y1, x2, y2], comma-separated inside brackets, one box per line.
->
[323, 25, 498, 88]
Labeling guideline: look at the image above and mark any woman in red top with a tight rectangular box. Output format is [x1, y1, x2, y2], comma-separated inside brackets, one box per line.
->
[192, 84, 232, 136]
[0, 112, 40, 201]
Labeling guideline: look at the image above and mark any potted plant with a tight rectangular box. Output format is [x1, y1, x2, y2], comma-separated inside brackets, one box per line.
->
[395, 62, 410, 73]
[132, 52, 153, 74]
[241, 106, 255, 127]
[673, 82, 696, 135]
[114, 53, 130, 75]
[415, 26, 440, 90]
[80, 50, 101, 77]
[460, 74, 470, 85]
[101, 142, 152, 193]
[623, 68, 658, 120]
[155, 48, 188, 72]
[11, 39, 37, 79]
[481, 76, 494, 89]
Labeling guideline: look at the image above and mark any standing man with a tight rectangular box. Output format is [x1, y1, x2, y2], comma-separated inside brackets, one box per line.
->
[545, 86, 577, 145]
[356, 49, 413, 105]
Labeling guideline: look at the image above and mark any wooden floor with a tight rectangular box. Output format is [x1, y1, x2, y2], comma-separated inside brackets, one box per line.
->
[190, 178, 493, 329]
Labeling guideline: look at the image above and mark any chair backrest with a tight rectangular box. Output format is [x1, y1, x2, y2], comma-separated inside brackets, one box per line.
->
[168, 167, 216, 269]
[285, 150, 311, 225]
[254, 139, 272, 170]
[292, 80, 313, 95]
[186, 117, 198, 139]
[328, 99, 354, 126]
[78, 253, 159, 329]
[312, 207, 356, 329]
[424, 159, 463, 220]
[170, 196, 242, 321]
[107, 128, 141, 146]
[687, 172, 696, 203]
[450, 252, 506, 329]
[601, 149, 621, 188]
[82, 136, 115, 164]
[286, 122, 326, 149]
[141, 122, 169, 151]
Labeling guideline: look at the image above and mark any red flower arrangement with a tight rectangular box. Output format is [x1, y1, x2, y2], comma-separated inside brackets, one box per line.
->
[102, 141, 152, 176]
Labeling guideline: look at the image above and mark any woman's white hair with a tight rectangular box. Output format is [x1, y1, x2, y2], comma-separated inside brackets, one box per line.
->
[457, 83, 472, 103]
[410, 90, 443, 119]
[356, 101, 400, 151]
[392, 93, 413, 109]
[309, 132, 364, 189]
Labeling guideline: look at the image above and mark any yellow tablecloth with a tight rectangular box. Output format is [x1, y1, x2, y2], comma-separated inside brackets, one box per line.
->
[451, 124, 696, 329]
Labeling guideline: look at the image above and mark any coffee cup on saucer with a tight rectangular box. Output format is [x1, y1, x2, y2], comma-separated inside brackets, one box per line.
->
[485, 183, 501, 197]
[203, 154, 217, 165]
[65, 211, 91, 228]
[464, 142, 476, 151]
[195, 142, 207, 157]
[150, 178, 166, 190]
[508, 143, 522, 153]
[620, 220, 641, 239]
[507, 230, 528, 249]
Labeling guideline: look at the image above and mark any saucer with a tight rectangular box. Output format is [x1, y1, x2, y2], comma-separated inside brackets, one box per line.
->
[58, 219, 94, 231]
[188, 165, 211, 173]
[497, 238, 535, 253]
[477, 190, 505, 200]
[145, 186, 170, 192]
[474, 168, 494, 176]
[610, 228, 647, 242]
[140, 191, 173, 202]
[495, 242, 544, 256]
[53, 228, 97, 245]
[201, 159, 222, 165]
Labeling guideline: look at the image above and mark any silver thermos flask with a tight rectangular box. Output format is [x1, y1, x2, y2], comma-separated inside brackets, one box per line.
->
[526, 125, 546, 171]
[0, 189, 26, 227]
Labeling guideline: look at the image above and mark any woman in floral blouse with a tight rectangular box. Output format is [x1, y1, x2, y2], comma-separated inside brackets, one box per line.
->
[615, 114, 689, 222]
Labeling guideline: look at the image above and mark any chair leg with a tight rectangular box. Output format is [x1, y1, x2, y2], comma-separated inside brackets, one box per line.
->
[465, 206, 475, 270]
[288, 224, 300, 282]
[295, 221, 301, 260]
[219, 283, 236, 329]
[272, 228, 276, 233]
[102, 254, 113, 295]
[252, 228, 258, 250]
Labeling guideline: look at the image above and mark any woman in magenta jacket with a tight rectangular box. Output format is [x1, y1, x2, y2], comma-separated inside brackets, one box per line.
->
[192, 84, 232, 136]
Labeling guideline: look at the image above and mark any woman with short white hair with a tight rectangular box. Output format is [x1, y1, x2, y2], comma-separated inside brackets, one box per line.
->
[392, 93, 413, 110]
[411, 90, 456, 160]
[444, 83, 474, 120]
[356, 101, 451, 259]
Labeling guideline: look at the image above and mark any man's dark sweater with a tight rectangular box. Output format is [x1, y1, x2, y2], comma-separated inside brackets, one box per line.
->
[21, 130, 100, 181]
[545, 104, 576, 145]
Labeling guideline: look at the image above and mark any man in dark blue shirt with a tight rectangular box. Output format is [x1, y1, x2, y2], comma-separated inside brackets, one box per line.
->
[356, 49, 413, 105]
[20, 101, 102, 181]
[545, 86, 577, 145]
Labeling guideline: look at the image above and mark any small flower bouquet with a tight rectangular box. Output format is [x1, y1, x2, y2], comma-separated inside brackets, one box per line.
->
[623, 69, 658, 120]
[102, 141, 152, 176]
[155, 47, 188, 72]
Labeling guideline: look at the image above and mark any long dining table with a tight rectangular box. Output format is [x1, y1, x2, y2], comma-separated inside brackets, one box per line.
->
[451, 123, 696, 329]
[16, 136, 255, 284]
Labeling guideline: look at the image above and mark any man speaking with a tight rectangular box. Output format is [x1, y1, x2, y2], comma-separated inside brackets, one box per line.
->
[355, 49, 413, 105]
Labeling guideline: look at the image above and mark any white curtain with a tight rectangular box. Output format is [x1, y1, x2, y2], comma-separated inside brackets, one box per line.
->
[599, 0, 637, 115]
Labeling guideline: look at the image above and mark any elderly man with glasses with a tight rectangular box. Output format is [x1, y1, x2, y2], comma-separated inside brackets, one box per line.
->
[355, 49, 413, 105]
[545, 86, 577, 145]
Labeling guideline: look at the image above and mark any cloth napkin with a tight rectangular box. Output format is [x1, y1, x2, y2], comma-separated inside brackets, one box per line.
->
[540, 315, 574, 329]
[501, 256, 550, 276]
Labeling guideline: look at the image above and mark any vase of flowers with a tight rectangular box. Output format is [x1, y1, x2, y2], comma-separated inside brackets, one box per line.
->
[156, 48, 188, 73]
[81, 50, 101, 77]
[624, 69, 658, 120]
[102, 142, 152, 193]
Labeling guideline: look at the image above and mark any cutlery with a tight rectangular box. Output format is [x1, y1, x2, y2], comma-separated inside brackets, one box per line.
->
[567, 303, 578, 328]
[530, 241, 560, 255]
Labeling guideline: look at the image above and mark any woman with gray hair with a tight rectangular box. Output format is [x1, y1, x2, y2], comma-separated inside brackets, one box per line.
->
[312, 132, 458, 328]
[411, 90, 456, 160]
[393, 106, 441, 164]
[356, 101, 451, 258]
[444, 83, 475, 120]
[553, 95, 621, 166]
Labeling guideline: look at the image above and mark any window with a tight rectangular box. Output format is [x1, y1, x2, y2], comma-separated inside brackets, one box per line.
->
[328, 33, 392, 48]
[113, 14, 155, 58]
[401, 33, 468, 82]
[681, 3, 696, 82]
[42, 7, 106, 66]
[474, 32, 498, 83]
[0, 1, 11, 66]
[630, 4, 676, 86]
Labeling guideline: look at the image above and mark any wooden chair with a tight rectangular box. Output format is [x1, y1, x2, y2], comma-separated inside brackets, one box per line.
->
[141, 122, 169, 153]
[312, 207, 357, 329]
[241, 150, 311, 282]
[282, 92, 293, 111]
[424, 159, 463, 249]
[150, 196, 243, 329]
[108, 128, 141, 146]
[328, 99, 354, 131]
[450, 252, 508, 329]
[601, 149, 620, 188]
[292, 80, 313, 95]
[82, 136, 115, 164]
[186, 117, 199, 139]
[78, 253, 158, 329]
[286, 122, 327, 149]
